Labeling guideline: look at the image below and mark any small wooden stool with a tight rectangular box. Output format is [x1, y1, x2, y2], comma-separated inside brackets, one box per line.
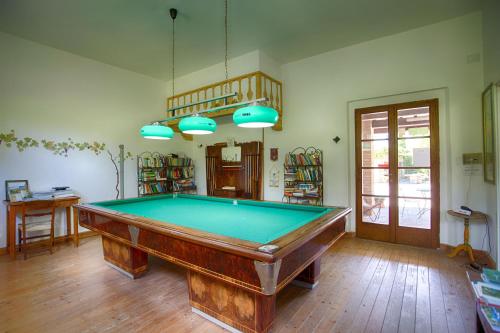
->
[447, 210, 487, 263]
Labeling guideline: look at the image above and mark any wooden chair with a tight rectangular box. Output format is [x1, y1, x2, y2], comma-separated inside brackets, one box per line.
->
[17, 201, 56, 260]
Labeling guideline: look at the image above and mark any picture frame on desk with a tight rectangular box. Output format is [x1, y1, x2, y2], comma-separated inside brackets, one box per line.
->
[5, 180, 29, 201]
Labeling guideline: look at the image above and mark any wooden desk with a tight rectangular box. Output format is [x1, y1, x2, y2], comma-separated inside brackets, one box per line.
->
[447, 210, 487, 263]
[4, 196, 80, 259]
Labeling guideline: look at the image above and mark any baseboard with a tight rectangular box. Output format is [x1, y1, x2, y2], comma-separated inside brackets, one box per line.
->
[0, 231, 98, 256]
[440, 243, 496, 269]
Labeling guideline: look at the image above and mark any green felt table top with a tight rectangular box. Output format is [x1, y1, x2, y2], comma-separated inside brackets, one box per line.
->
[92, 194, 332, 244]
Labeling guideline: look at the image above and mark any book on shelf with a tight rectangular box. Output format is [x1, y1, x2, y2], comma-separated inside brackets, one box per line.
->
[140, 169, 166, 181]
[139, 182, 168, 195]
[138, 156, 164, 168]
[166, 156, 193, 167]
[483, 268, 500, 285]
[166, 167, 194, 179]
[472, 280, 500, 307]
[285, 152, 321, 166]
[173, 179, 196, 192]
[480, 304, 500, 330]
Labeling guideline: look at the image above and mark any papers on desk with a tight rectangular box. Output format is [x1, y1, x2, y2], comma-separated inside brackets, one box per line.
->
[31, 191, 55, 200]
[53, 190, 75, 198]
[30, 189, 75, 200]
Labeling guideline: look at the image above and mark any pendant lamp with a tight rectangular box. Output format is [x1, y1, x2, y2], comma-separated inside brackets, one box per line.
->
[140, 124, 174, 140]
[233, 104, 279, 128]
[140, 8, 177, 139]
[179, 115, 217, 135]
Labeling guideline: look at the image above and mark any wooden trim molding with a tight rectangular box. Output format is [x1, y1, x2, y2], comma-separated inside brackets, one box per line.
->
[0, 231, 98, 256]
[166, 71, 283, 141]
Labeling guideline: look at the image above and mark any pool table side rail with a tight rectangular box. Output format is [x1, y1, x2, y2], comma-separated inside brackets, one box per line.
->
[75, 202, 271, 261]
[75, 202, 350, 262]
[75, 203, 350, 297]
[95, 193, 329, 213]
[270, 206, 351, 258]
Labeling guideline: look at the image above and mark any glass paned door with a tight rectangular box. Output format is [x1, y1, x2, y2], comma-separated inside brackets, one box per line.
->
[355, 100, 439, 248]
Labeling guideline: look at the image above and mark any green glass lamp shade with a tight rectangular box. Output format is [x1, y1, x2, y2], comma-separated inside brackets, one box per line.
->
[179, 116, 217, 135]
[140, 124, 174, 140]
[233, 105, 279, 128]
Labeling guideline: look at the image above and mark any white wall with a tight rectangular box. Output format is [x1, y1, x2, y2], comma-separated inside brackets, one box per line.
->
[482, 0, 500, 265]
[0, 32, 191, 248]
[170, 13, 491, 254]
[482, 0, 500, 86]
[165, 50, 272, 194]
[167, 50, 261, 96]
[1, 12, 493, 257]
[274, 12, 490, 253]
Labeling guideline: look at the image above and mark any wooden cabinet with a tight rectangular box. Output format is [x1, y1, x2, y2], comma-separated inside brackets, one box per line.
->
[206, 141, 263, 200]
[212, 188, 244, 198]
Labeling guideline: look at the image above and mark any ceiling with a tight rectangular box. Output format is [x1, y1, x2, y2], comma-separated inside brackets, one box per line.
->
[0, 0, 482, 81]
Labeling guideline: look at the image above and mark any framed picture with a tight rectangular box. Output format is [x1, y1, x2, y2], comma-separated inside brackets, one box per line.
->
[483, 83, 497, 184]
[5, 180, 29, 201]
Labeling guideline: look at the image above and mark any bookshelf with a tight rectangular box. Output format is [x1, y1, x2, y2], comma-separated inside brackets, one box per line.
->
[137, 152, 196, 197]
[166, 156, 197, 194]
[283, 147, 323, 206]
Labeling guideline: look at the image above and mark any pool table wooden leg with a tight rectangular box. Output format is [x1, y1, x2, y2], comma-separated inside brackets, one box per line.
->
[188, 270, 276, 333]
[292, 258, 321, 289]
[101, 236, 148, 279]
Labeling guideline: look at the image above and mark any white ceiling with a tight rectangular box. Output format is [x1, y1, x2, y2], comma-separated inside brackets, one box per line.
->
[0, 0, 482, 81]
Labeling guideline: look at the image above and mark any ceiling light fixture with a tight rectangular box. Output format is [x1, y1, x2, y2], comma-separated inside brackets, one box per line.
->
[226, 0, 278, 129]
[141, 1, 279, 140]
[140, 8, 177, 140]
[179, 115, 217, 135]
[233, 103, 279, 128]
[140, 122, 174, 140]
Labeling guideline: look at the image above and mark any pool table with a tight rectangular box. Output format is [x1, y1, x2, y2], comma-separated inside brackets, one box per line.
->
[75, 194, 350, 333]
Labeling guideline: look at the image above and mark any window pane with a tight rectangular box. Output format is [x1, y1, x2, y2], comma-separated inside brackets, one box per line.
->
[361, 112, 388, 140]
[362, 196, 389, 225]
[399, 198, 431, 229]
[398, 106, 430, 138]
[362, 169, 389, 196]
[398, 138, 430, 167]
[362, 140, 389, 167]
[398, 169, 430, 198]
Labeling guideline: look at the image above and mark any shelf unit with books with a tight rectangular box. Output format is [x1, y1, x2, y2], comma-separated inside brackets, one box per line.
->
[283, 147, 323, 206]
[137, 152, 169, 196]
[467, 269, 500, 332]
[137, 152, 196, 197]
[165, 156, 197, 194]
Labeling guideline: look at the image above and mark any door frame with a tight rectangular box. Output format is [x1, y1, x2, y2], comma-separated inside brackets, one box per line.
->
[354, 99, 440, 248]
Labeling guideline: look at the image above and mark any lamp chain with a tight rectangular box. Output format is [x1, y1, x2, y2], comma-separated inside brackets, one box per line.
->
[172, 12, 175, 98]
[224, 0, 229, 94]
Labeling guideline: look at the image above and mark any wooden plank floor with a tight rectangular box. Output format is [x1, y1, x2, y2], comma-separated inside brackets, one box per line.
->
[0, 236, 477, 333]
